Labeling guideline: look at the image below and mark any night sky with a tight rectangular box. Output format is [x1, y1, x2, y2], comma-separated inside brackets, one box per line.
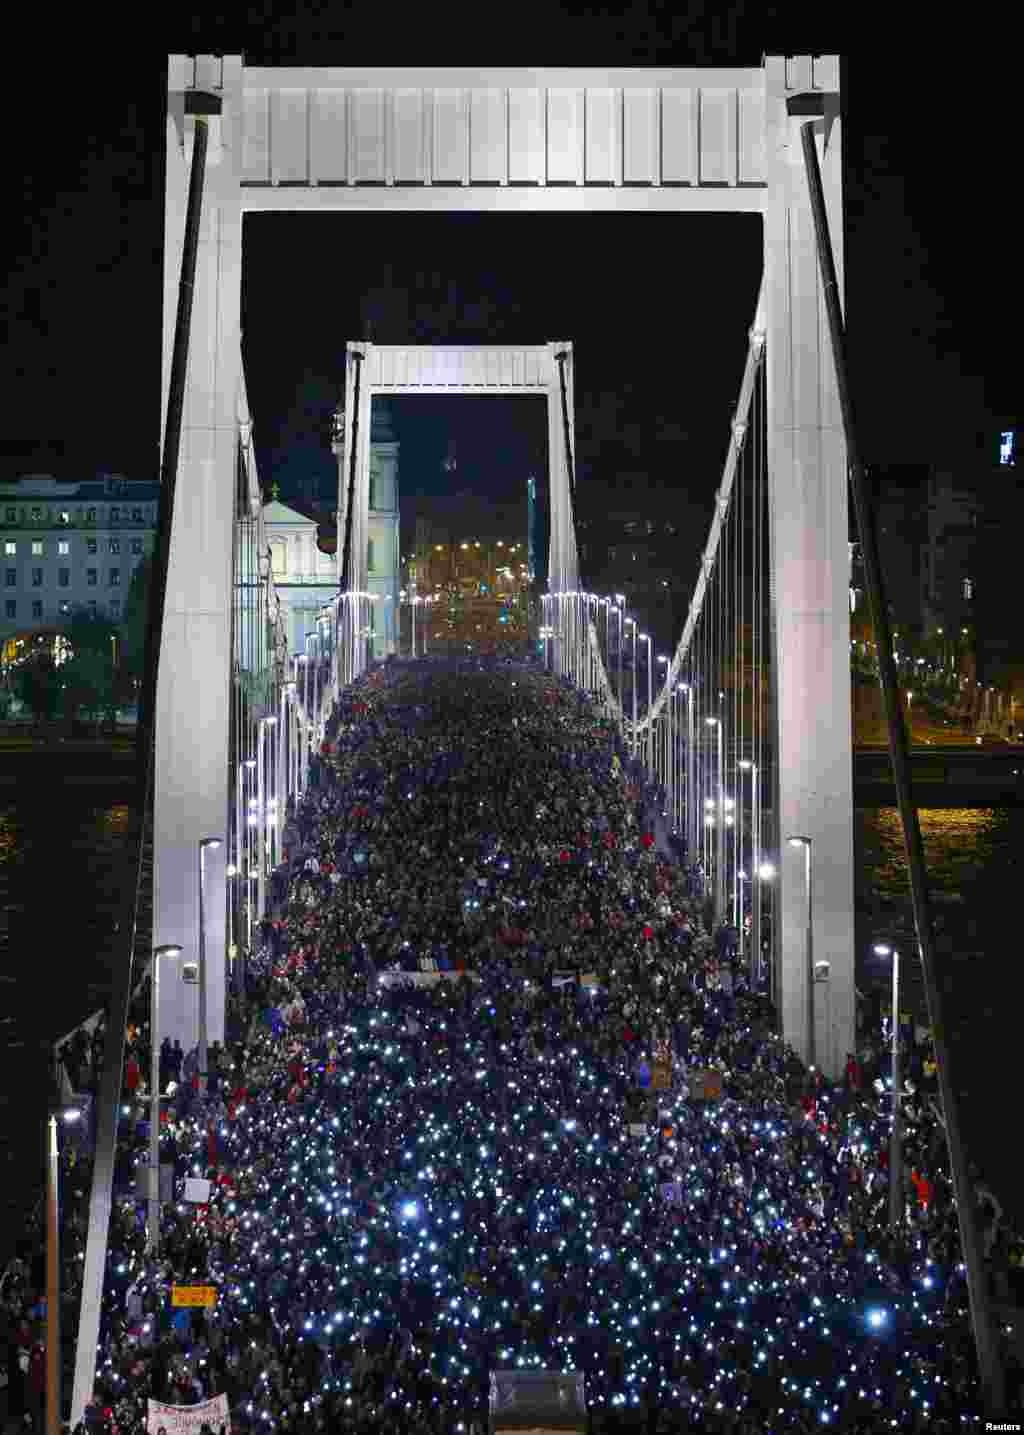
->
[1, 6, 1015, 530]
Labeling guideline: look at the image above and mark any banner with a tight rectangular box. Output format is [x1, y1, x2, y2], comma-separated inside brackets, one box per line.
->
[377, 971, 479, 989]
[650, 1035, 673, 1091]
[171, 1285, 217, 1308]
[147, 1395, 230, 1435]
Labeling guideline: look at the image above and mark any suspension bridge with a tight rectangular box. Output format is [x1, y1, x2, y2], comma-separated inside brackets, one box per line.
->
[70, 51, 866, 1426]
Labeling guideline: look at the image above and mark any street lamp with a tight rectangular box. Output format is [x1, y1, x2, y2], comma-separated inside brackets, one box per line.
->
[638, 632, 653, 780]
[46, 1103, 80, 1435]
[706, 717, 724, 922]
[197, 839, 222, 1096]
[677, 683, 694, 858]
[257, 717, 276, 920]
[788, 836, 815, 1069]
[626, 618, 637, 759]
[873, 942, 903, 1231]
[148, 943, 182, 1252]
[657, 654, 670, 796]
[739, 760, 761, 985]
[615, 595, 625, 717]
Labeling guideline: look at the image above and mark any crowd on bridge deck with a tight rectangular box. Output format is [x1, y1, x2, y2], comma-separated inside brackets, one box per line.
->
[5, 654, 1024, 1435]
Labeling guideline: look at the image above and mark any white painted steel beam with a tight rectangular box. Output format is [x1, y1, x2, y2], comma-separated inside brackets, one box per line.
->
[153, 57, 239, 1054]
[241, 187, 762, 214]
[764, 54, 853, 1080]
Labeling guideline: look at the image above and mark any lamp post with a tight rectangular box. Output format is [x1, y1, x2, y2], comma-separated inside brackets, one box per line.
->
[756, 862, 776, 999]
[638, 633, 653, 780]
[225, 862, 237, 987]
[615, 595, 625, 718]
[874, 943, 903, 1230]
[304, 631, 317, 726]
[657, 654, 670, 799]
[706, 717, 724, 922]
[788, 836, 815, 1069]
[278, 681, 289, 859]
[815, 960, 833, 1085]
[46, 1104, 80, 1435]
[626, 618, 637, 759]
[148, 943, 182, 1252]
[241, 758, 256, 948]
[678, 684, 693, 860]
[257, 716, 276, 919]
[739, 760, 760, 983]
[197, 839, 222, 1096]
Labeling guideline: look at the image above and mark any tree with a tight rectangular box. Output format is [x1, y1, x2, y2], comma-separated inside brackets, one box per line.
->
[14, 655, 61, 723]
[62, 608, 119, 726]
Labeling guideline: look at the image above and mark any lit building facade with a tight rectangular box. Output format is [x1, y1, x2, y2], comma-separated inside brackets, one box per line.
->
[0, 474, 157, 662]
[403, 488, 531, 650]
[332, 401, 401, 660]
[263, 498, 339, 656]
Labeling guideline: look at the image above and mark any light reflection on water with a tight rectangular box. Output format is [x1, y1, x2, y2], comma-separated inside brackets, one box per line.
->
[855, 805, 1023, 1004]
[0, 807, 17, 865]
[862, 806, 1008, 896]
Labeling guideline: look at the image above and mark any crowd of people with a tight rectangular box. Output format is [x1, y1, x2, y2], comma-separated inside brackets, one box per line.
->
[5, 653, 1024, 1435]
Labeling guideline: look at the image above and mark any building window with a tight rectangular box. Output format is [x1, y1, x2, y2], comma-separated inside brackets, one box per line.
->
[367, 538, 375, 572]
[269, 540, 286, 576]
[4, 570, 15, 588]
[59, 510, 70, 525]
[58, 540, 70, 556]
[4, 541, 14, 556]
[58, 600, 71, 616]
[31, 506, 42, 521]
[109, 539, 120, 555]
[58, 568, 70, 588]
[87, 600, 97, 617]
[87, 569, 97, 587]
[4, 508, 15, 522]
[87, 539, 97, 555]
[132, 507, 142, 522]
[110, 598, 121, 619]
[962, 577, 973, 600]
[109, 568, 121, 587]
[31, 568, 43, 588]
[86, 507, 96, 523]
[110, 507, 120, 522]
[31, 600, 43, 620]
[131, 538, 143, 555]
[4, 600, 14, 619]
[32, 541, 43, 556]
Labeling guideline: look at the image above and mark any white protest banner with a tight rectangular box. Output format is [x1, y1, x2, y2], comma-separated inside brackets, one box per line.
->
[148, 1394, 230, 1435]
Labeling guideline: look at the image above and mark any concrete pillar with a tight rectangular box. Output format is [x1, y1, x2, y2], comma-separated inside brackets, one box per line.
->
[154, 57, 242, 1049]
[764, 56, 854, 1080]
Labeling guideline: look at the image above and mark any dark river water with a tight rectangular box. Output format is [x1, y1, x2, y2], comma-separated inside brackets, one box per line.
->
[2, 791, 1022, 1245]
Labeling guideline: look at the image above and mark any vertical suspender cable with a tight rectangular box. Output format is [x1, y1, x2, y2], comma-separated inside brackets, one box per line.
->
[799, 116, 1005, 1417]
